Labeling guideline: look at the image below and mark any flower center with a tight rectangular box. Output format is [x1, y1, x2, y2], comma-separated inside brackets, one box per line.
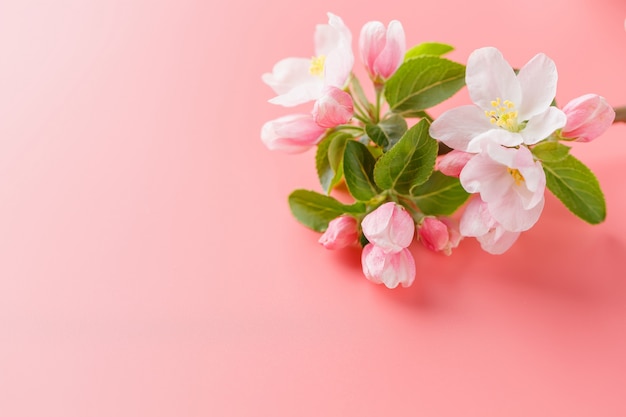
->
[507, 167, 525, 185]
[485, 98, 520, 131]
[309, 55, 326, 77]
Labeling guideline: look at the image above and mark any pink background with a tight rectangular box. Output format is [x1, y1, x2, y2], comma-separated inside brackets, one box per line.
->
[1, 0, 626, 416]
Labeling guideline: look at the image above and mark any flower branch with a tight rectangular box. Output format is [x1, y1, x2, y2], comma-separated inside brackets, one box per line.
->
[261, 12, 616, 289]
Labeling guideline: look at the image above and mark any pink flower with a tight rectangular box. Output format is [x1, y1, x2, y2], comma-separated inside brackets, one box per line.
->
[430, 47, 566, 152]
[318, 215, 358, 249]
[312, 86, 354, 128]
[561, 94, 615, 142]
[460, 197, 520, 254]
[261, 114, 326, 153]
[361, 244, 415, 288]
[359, 20, 406, 81]
[418, 217, 461, 256]
[460, 142, 545, 232]
[437, 150, 474, 178]
[262, 13, 353, 107]
[361, 202, 415, 252]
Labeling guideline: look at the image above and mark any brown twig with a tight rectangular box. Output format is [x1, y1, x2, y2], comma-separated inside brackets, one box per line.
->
[614, 106, 626, 124]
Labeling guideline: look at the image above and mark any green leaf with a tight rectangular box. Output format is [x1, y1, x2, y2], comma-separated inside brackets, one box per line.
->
[410, 171, 470, 215]
[404, 42, 454, 61]
[315, 131, 350, 194]
[373, 119, 438, 195]
[543, 155, 606, 224]
[365, 114, 408, 150]
[531, 141, 571, 162]
[288, 189, 366, 232]
[385, 56, 465, 114]
[343, 140, 380, 201]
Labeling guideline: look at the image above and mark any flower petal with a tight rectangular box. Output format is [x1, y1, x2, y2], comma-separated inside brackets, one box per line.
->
[262, 58, 315, 95]
[477, 227, 520, 255]
[489, 192, 544, 232]
[373, 20, 405, 79]
[466, 47, 521, 111]
[520, 107, 566, 145]
[315, 13, 352, 56]
[516, 53, 558, 120]
[429, 105, 493, 152]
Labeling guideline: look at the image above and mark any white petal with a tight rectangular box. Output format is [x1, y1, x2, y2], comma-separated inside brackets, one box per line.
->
[262, 58, 313, 95]
[466, 47, 521, 110]
[521, 107, 567, 145]
[517, 53, 558, 120]
[468, 129, 523, 153]
[429, 105, 493, 152]
[268, 79, 324, 107]
[315, 13, 352, 56]
[323, 43, 354, 88]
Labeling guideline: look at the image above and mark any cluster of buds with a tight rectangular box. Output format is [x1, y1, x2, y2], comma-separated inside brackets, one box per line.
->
[262, 13, 619, 288]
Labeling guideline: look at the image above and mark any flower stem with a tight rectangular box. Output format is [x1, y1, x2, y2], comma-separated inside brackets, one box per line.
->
[614, 106, 626, 123]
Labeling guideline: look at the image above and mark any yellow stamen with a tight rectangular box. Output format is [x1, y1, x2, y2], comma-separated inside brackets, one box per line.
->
[309, 55, 326, 77]
[486, 97, 520, 132]
[507, 168, 525, 185]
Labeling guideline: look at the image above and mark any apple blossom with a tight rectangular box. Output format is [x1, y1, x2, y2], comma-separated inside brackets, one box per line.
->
[262, 13, 353, 107]
[361, 202, 415, 252]
[418, 217, 461, 256]
[261, 114, 326, 153]
[361, 244, 416, 288]
[561, 94, 615, 142]
[460, 142, 545, 232]
[312, 86, 354, 128]
[359, 20, 406, 81]
[318, 215, 359, 249]
[460, 197, 520, 255]
[430, 47, 567, 153]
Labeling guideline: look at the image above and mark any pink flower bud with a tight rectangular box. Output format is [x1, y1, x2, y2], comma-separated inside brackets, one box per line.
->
[562, 94, 615, 142]
[418, 217, 461, 256]
[312, 86, 354, 128]
[437, 150, 475, 178]
[318, 215, 359, 250]
[359, 20, 406, 80]
[361, 202, 414, 253]
[261, 114, 326, 153]
[361, 244, 416, 289]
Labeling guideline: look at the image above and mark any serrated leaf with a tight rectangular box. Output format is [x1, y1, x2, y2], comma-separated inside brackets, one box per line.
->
[531, 141, 571, 162]
[365, 114, 408, 150]
[404, 42, 454, 61]
[343, 140, 380, 201]
[385, 56, 465, 114]
[288, 190, 366, 232]
[543, 155, 606, 224]
[373, 119, 438, 195]
[410, 171, 470, 215]
[315, 131, 350, 194]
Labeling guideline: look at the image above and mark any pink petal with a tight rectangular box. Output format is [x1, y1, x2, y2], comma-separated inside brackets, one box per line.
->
[488, 192, 544, 232]
[312, 86, 354, 128]
[359, 21, 386, 77]
[477, 227, 521, 255]
[516, 53, 558, 121]
[373, 20, 405, 79]
[437, 150, 474, 177]
[459, 197, 493, 237]
[562, 94, 616, 142]
[261, 114, 326, 153]
[361, 202, 415, 252]
[361, 245, 416, 289]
